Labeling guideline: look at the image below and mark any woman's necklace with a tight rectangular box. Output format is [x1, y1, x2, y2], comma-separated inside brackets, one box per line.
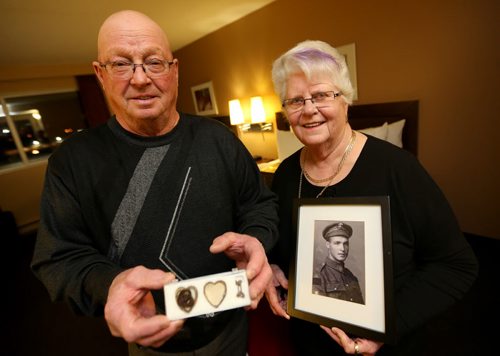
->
[298, 130, 357, 198]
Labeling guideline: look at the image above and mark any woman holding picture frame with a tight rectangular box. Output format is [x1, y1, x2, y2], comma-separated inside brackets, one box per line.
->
[265, 40, 478, 356]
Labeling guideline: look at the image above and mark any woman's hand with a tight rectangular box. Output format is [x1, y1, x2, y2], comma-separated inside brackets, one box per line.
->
[264, 264, 290, 319]
[320, 326, 383, 356]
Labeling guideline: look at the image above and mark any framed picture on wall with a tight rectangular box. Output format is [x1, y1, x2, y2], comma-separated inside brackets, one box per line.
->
[337, 43, 358, 101]
[288, 196, 396, 344]
[191, 81, 219, 116]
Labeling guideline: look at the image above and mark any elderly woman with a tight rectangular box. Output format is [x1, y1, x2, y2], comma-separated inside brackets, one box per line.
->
[265, 40, 478, 355]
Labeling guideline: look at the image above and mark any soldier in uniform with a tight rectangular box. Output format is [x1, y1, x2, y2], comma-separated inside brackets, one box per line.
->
[313, 222, 364, 304]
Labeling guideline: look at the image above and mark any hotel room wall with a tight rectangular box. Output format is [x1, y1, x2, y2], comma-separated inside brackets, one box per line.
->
[0, 0, 497, 239]
[174, 0, 499, 239]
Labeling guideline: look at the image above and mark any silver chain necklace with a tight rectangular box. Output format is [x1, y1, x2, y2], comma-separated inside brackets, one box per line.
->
[298, 130, 356, 198]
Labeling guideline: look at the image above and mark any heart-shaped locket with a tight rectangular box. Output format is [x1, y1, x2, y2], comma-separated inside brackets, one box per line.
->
[204, 280, 227, 308]
[176, 286, 198, 313]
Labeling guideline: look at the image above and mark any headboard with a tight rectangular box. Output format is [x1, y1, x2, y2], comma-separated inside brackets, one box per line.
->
[348, 100, 419, 156]
[274, 100, 419, 160]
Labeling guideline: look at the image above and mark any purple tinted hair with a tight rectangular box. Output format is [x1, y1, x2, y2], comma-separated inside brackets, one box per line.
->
[271, 40, 354, 104]
[293, 48, 340, 70]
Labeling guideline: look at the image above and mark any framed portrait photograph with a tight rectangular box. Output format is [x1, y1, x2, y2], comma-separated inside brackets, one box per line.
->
[288, 196, 396, 344]
[191, 81, 219, 116]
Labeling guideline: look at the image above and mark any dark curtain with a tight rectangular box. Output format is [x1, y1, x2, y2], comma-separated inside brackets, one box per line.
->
[75, 74, 110, 128]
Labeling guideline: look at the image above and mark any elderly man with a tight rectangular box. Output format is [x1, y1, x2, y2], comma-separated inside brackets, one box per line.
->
[313, 222, 364, 304]
[31, 10, 278, 356]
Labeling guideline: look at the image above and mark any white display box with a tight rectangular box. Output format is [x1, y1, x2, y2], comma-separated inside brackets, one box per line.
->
[164, 269, 251, 320]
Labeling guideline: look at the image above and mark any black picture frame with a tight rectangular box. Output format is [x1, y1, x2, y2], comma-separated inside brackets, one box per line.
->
[289, 196, 396, 344]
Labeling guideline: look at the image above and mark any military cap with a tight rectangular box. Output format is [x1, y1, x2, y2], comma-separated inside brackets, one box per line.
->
[322, 222, 353, 240]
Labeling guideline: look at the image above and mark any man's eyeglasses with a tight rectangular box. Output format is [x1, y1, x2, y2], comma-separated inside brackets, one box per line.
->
[282, 91, 341, 111]
[99, 59, 176, 79]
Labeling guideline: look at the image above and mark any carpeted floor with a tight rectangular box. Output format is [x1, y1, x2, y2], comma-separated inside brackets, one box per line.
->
[4, 232, 497, 355]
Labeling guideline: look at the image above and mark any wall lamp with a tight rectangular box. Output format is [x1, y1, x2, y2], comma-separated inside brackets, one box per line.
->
[228, 96, 273, 132]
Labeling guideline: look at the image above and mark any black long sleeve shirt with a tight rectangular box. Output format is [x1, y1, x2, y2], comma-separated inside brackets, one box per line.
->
[32, 113, 279, 351]
[271, 135, 477, 354]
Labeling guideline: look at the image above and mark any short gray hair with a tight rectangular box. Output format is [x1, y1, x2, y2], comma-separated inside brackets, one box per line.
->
[271, 40, 354, 105]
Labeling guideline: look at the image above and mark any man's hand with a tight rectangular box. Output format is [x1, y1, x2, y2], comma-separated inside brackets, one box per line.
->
[210, 232, 272, 309]
[104, 266, 184, 348]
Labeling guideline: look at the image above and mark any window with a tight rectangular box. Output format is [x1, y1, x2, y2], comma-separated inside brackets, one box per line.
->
[0, 92, 87, 170]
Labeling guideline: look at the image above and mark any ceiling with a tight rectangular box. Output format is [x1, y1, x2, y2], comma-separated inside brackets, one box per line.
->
[0, 0, 275, 68]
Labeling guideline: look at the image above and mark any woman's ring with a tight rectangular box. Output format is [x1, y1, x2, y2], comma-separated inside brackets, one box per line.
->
[354, 341, 360, 355]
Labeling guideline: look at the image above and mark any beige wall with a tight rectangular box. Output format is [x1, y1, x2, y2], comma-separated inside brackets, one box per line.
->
[0, 76, 84, 233]
[0, 0, 498, 239]
[0, 161, 47, 233]
[175, 0, 499, 238]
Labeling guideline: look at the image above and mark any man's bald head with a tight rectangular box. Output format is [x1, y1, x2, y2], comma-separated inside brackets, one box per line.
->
[97, 10, 171, 61]
[92, 10, 179, 136]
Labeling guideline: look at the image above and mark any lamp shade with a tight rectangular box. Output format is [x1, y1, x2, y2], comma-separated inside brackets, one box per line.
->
[250, 96, 266, 124]
[228, 99, 244, 125]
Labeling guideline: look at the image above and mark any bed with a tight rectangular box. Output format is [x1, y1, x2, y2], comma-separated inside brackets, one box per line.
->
[272, 99, 419, 159]
[260, 100, 419, 185]
[348, 100, 419, 157]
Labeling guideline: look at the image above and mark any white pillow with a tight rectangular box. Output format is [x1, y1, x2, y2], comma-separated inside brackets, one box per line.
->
[387, 119, 406, 148]
[358, 122, 388, 140]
